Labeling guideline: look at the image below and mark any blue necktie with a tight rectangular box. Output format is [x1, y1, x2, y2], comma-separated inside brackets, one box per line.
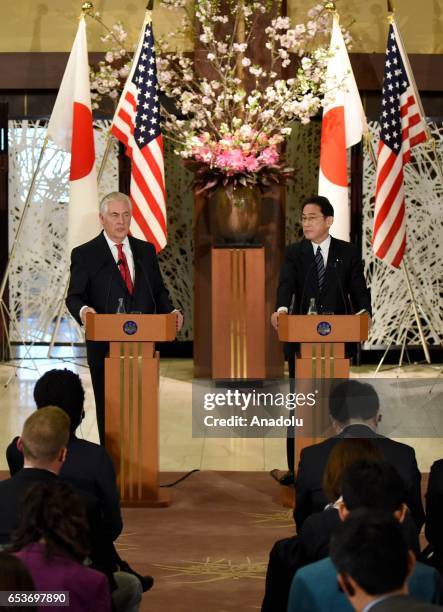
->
[315, 246, 325, 291]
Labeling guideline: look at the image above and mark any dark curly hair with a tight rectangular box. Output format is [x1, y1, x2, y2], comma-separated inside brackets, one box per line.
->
[9, 482, 90, 563]
[33, 369, 85, 433]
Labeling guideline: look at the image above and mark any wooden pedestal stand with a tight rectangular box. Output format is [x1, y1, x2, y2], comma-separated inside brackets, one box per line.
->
[86, 313, 176, 507]
[278, 313, 369, 506]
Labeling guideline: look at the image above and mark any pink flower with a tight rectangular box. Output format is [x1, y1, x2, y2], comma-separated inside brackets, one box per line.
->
[193, 145, 214, 163]
[243, 155, 260, 172]
[215, 149, 246, 173]
[258, 146, 279, 165]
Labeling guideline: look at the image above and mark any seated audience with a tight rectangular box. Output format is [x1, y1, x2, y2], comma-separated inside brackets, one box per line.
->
[0, 407, 142, 612]
[7, 369, 122, 540]
[6, 368, 152, 591]
[9, 481, 111, 612]
[262, 440, 419, 612]
[287, 461, 443, 611]
[330, 510, 443, 611]
[425, 458, 443, 573]
[0, 551, 36, 612]
[294, 380, 424, 531]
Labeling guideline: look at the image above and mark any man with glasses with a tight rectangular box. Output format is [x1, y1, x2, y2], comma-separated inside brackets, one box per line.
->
[270, 195, 371, 483]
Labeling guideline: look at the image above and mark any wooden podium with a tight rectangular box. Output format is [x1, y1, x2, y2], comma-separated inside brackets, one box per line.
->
[278, 313, 369, 476]
[86, 313, 176, 507]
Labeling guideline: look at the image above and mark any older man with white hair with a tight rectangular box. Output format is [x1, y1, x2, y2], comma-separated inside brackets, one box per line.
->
[66, 191, 183, 443]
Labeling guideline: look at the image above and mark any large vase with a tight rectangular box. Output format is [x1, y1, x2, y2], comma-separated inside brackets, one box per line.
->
[213, 185, 262, 244]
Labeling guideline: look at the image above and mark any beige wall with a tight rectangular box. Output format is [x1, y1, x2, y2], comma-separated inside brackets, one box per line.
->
[1, 0, 442, 53]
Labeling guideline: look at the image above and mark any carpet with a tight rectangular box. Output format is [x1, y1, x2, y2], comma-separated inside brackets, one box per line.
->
[119, 471, 293, 612]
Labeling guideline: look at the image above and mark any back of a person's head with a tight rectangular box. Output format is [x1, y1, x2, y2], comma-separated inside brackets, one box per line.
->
[21, 406, 70, 466]
[329, 380, 379, 424]
[34, 369, 85, 433]
[330, 509, 410, 595]
[323, 439, 383, 502]
[9, 481, 90, 562]
[341, 460, 406, 513]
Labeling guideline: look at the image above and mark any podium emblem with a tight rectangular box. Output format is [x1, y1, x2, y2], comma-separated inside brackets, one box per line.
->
[123, 320, 138, 335]
[317, 321, 331, 336]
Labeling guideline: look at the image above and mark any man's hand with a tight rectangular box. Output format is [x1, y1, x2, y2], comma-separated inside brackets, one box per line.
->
[271, 311, 280, 331]
[80, 306, 97, 326]
[175, 310, 184, 332]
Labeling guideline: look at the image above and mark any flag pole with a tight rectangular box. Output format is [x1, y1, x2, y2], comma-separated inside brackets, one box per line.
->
[401, 257, 431, 363]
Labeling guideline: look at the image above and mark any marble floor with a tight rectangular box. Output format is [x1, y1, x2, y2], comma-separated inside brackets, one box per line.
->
[1, 354, 442, 473]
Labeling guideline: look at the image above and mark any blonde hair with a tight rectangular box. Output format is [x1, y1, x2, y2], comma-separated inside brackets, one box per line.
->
[21, 406, 70, 464]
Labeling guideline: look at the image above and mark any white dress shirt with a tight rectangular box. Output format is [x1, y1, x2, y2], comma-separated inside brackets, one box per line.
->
[311, 234, 331, 267]
[103, 231, 135, 282]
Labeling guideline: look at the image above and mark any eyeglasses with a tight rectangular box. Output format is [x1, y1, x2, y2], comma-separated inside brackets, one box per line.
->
[300, 215, 325, 224]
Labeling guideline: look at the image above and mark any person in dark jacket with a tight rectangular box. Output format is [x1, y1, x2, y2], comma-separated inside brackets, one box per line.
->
[294, 380, 424, 531]
[5, 368, 152, 592]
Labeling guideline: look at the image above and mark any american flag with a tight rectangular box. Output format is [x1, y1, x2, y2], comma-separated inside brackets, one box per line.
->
[372, 22, 427, 268]
[111, 14, 167, 252]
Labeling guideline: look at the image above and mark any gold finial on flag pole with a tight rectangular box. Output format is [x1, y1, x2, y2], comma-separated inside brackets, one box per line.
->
[324, 1, 336, 11]
[82, 2, 94, 15]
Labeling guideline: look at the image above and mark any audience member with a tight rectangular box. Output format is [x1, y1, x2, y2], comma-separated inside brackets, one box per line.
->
[424, 458, 443, 573]
[9, 481, 111, 612]
[294, 380, 424, 530]
[287, 461, 443, 612]
[262, 440, 418, 612]
[6, 369, 122, 540]
[330, 510, 443, 611]
[0, 552, 36, 612]
[0, 407, 142, 612]
[6, 368, 152, 592]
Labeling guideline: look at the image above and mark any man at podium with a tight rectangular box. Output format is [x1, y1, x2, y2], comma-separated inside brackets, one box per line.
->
[270, 195, 371, 481]
[66, 191, 183, 443]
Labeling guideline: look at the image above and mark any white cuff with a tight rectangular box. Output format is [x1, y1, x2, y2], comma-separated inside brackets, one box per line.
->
[277, 307, 288, 314]
[79, 305, 89, 325]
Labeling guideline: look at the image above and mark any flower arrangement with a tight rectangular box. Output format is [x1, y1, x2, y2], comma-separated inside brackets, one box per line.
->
[88, 1, 351, 196]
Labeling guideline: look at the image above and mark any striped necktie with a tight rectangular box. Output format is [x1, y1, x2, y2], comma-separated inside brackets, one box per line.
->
[315, 245, 325, 291]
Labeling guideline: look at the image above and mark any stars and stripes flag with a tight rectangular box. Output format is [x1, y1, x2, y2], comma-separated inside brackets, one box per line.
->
[111, 12, 167, 252]
[318, 14, 367, 241]
[373, 21, 428, 268]
[47, 16, 100, 251]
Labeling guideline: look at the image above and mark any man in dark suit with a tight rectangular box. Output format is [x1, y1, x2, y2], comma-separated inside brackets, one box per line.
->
[294, 380, 425, 531]
[330, 511, 443, 612]
[66, 191, 183, 443]
[271, 195, 371, 330]
[270, 195, 371, 480]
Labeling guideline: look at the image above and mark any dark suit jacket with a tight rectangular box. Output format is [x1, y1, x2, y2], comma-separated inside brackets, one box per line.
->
[276, 237, 371, 316]
[17, 543, 111, 612]
[425, 459, 443, 553]
[6, 435, 122, 541]
[294, 424, 425, 531]
[66, 232, 174, 364]
[370, 595, 443, 611]
[0, 469, 116, 585]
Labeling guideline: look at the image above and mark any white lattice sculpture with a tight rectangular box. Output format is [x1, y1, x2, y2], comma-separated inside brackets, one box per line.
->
[8, 120, 118, 344]
[362, 121, 443, 349]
